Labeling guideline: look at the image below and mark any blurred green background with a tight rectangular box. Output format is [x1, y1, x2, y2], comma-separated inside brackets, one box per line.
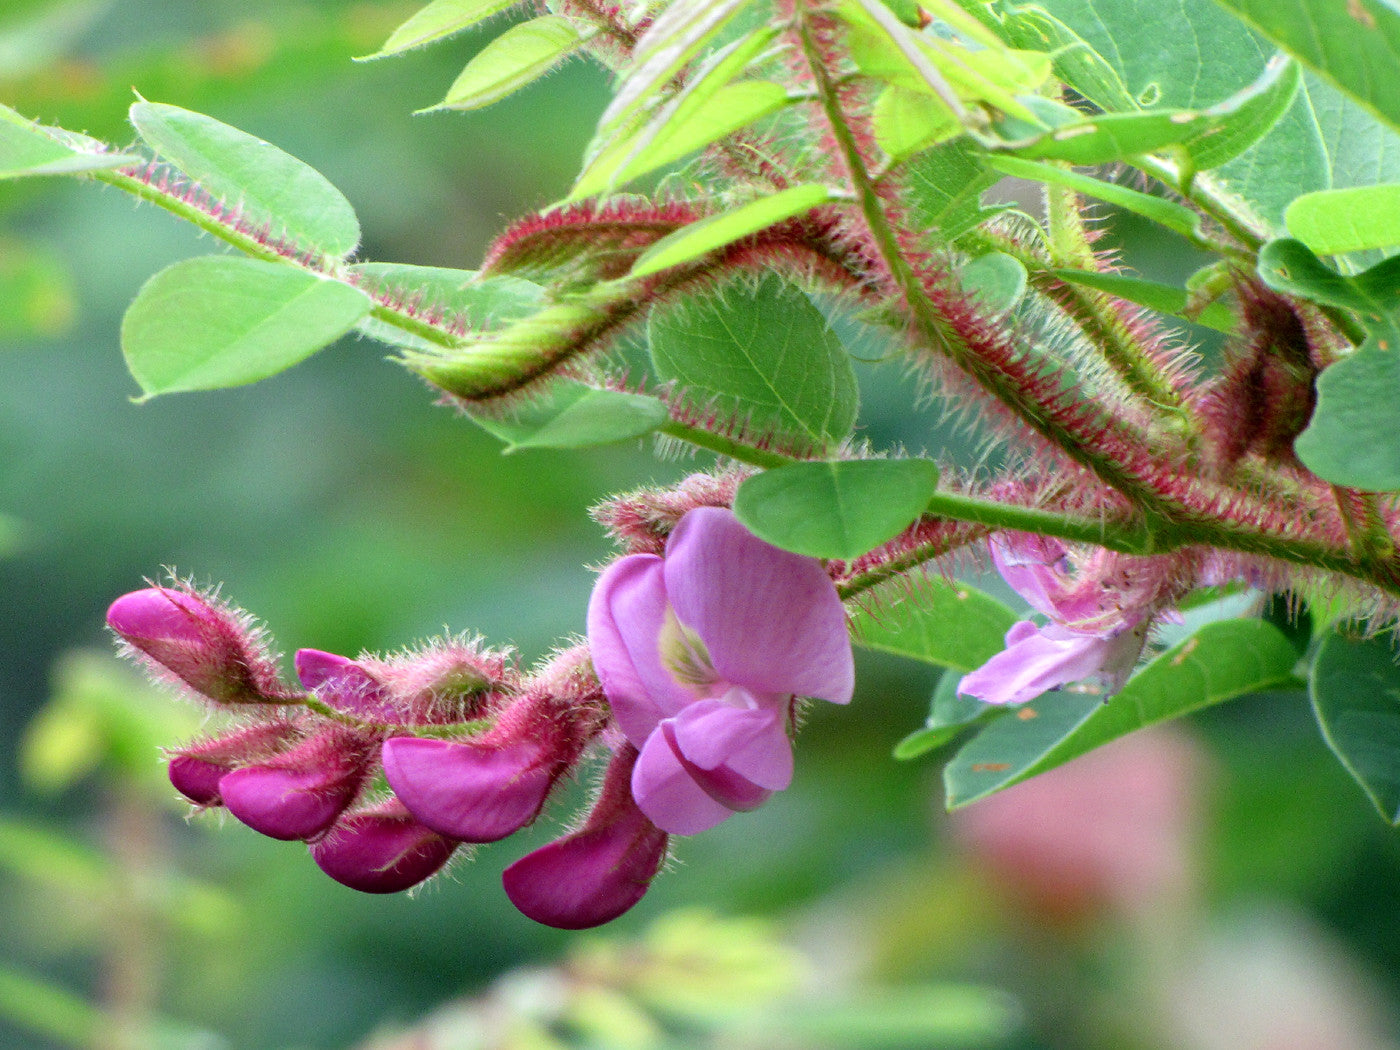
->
[5, 2, 1400, 1048]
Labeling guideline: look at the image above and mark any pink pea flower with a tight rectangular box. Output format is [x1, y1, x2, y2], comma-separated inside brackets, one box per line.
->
[166, 720, 302, 805]
[959, 533, 1155, 706]
[587, 507, 853, 836]
[382, 698, 587, 843]
[309, 798, 458, 894]
[219, 725, 372, 841]
[502, 744, 668, 929]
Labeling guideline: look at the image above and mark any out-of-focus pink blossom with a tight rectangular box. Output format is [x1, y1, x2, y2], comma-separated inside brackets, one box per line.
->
[587, 507, 853, 835]
[951, 728, 1202, 923]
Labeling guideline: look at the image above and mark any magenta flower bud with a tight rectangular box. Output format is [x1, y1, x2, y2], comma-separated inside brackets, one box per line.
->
[383, 689, 598, 842]
[220, 728, 370, 841]
[502, 745, 668, 930]
[309, 800, 459, 894]
[168, 755, 225, 806]
[107, 586, 290, 705]
[296, 649, 398, 721]
[166, 721, 302, 805]
[382, 735, 558, 843]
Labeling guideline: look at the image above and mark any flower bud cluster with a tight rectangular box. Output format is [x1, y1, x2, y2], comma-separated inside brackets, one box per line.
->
[108, 586, 663, 925]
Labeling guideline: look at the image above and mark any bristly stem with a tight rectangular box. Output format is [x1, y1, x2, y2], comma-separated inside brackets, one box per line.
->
[791, 8, 1180, 518]
[91, 164, 468, 351]
[657, 421, 799, 469]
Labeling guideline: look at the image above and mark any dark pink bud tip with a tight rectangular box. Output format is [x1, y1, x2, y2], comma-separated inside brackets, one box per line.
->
[220, 764, 356, 842]
[502, 801, 668, 930]
[294, 648, 356, 690]
[383, 736, 557, 843]
[168, 754, 225, 805]
[309, 811, 458, 894]
[107, 588, 208, 643]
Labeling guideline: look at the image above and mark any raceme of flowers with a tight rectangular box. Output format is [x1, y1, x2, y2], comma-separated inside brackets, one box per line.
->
[109, 505, 1174, 927]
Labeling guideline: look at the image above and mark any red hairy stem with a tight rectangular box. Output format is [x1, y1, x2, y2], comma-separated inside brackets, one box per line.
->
[786, 4, 1201, 521]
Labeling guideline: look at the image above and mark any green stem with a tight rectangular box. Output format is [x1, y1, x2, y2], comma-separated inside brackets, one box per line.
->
[657, 420, 798, 469]
[1331, 486, 1398, 563]
[924, 492, 1160, 552]
[967, 226, 1192, 418]
[90, 165, 465, 351]
[1133, 155, 1263, 253]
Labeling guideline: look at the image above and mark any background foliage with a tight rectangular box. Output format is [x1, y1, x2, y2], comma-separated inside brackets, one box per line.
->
[6, 1, 1400, 1048]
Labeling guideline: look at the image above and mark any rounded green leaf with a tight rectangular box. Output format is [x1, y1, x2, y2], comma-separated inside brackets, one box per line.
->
[1210, 0, 1400, 135]
[429, 16, 587, 112]
[129, 101, 361, 258]
[1296, 346, 1400, 491]
[357, 0, 524, 60]
[121, 256, 371, 398]
[469, 382, 669, 451]
[1311, 628, 1400, 823]
[733, 458, 941, 560]
[958, 252, 1026, 317]
[944, 619, 1300, 809]
[648, 275, 859, 454]
[629, 185, 831, 279]
[1285, 184, 1400, 254]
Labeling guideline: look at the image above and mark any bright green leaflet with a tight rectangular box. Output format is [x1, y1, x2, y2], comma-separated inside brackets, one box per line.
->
[1053, 269, 1237, 333]
[129, 101, 361, 258]
[0, 104, 137, 178]
[121, 256, 371, 398]
[873, 85, 961, 159]
[597, 0, 754, 136]
[576, 25, 778, 195]
[895, 673, 1007, 761]
[469, 383, 669, 453]
[733, 459, 941, 560]
[573, 80, 789, 199]
[648, 275, 859, 455]
[959, 253, 1027, 317]
[1311, 628, 1400, 824]
[1285, 185, 1400, 254]
[1294, 349, 1400, 490]
[428, 15, 588, 112]
[629, 185, 831, 279]
[987, 156, 1201, 240]
[994, 56, 1299, 169]
[851, 574, 1016, 672]
[358, 0, 524, 59]
[1209, 0, 1400, 134]
[944, 619, 1299, 808]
